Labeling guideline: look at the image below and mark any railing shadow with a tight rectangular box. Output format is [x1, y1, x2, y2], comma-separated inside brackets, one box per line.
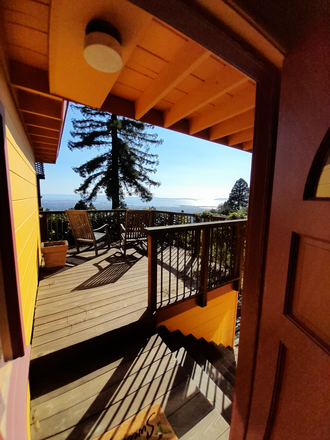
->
[72, 252, 142, 291]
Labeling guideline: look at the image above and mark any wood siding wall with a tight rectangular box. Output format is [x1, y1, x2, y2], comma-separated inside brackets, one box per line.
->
[0, 62, 40, 346]
[157, 290, 238, 347]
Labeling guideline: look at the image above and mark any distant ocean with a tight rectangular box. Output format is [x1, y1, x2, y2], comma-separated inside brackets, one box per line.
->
[41, 194, 227, 213]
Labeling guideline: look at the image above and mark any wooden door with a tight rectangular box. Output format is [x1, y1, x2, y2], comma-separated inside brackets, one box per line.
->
[234, 17, 330, 440]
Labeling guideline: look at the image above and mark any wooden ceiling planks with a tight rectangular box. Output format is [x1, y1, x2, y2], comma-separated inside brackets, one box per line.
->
[1, 0, 258, 162]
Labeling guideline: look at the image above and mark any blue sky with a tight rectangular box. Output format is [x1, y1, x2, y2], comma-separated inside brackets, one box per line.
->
[41, 104, 252, 200]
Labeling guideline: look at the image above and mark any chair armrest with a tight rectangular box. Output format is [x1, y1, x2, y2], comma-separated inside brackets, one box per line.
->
[93, 224, 109, 234]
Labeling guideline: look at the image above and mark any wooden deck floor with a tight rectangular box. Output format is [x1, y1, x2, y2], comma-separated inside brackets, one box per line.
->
[32, 245, 150, 360]
[32, 243, 200, 360]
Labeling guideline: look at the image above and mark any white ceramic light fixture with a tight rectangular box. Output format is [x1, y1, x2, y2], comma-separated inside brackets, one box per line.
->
[84, 19, 123, 73]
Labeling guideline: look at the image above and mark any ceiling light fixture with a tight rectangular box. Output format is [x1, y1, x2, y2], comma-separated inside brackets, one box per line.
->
[84, 19, 123, 73]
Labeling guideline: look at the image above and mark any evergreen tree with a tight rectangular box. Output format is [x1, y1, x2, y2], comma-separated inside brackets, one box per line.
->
[68, 104, 162, 208]
[218, 200, 232, 215]
[227, 178, 249, 212]
[73, 199, 95, 210]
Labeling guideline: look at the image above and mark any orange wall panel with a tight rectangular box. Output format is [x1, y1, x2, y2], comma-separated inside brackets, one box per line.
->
[157, 290, 238, 347]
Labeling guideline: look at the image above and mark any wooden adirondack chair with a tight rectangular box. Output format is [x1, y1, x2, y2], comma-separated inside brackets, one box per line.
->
[120, 210, 153, 255]
[65, 210, 110, 256]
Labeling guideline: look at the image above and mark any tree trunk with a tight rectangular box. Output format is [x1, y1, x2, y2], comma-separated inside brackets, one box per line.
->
[110, 114, 120, 209]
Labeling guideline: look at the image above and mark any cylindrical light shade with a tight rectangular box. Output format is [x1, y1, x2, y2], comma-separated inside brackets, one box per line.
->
[84, 31, 123, 73]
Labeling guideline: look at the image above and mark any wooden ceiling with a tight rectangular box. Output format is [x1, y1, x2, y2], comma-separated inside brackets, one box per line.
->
[1, 0, 261, 163]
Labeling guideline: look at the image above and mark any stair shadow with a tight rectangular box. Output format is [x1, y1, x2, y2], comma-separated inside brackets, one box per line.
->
[72, 252, 142, 291]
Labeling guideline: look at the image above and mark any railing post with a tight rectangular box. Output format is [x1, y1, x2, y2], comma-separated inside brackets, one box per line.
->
[116, 210, 121, 240]
[148, 233, 157, 312]
[198, 226, 210, 307]
[233, 223, 245, 292]
[150, 210, 154, 227]
[39, 211, 48, 242]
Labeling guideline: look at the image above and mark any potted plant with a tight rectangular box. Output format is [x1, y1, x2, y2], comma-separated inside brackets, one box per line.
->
[41, 240, 68, 268]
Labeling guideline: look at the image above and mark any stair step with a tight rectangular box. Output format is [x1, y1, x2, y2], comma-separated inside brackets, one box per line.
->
[157, 327, 235, 411]
[186, 333, 198, 345]
[195, 339, 236, 387]
[167, 392, 215, 438]
[212, 345, 236, 376]
[173, 331, 208, 367]
[177, 404, 230, 440]
[211, 341, 237, 367]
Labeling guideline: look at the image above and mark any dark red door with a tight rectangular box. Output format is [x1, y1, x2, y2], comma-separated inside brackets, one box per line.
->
[239, 17, 330, 440]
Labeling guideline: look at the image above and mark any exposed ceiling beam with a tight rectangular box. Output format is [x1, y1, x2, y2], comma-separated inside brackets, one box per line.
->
[102, 94, 211, 143]
[189, 82, 255, 134]
[228, 127, 254, 146]
[209, 108, 255, 140]
[135, 40, 210, 120]
[243, 140, 253, 151]
[164, 66, 247, 127]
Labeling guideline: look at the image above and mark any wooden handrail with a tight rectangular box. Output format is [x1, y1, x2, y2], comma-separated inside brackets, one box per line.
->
[145, 218, 246, 235]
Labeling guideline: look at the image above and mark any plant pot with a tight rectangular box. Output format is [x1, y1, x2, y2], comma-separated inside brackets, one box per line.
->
[41, 240, 68, 268]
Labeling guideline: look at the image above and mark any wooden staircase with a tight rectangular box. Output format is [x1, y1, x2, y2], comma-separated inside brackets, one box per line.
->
[157, 327, 237, 435]
[29, 323, 236, 440]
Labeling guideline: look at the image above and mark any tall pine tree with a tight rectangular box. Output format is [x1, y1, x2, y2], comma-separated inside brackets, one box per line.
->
[227, 178, 249, 212]
[68, 105, 162, 208]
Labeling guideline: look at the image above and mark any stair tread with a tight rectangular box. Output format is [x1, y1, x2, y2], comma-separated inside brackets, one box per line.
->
[211, 341, 236, 366]
[176, 346, 235, 403]
[195, 339, 236, 387]
[168, 392, 214, 438]
[157, 327, 235, 402]
[178, 406, 230, 440]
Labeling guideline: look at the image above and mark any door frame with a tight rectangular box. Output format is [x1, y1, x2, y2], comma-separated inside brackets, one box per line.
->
[127, 1, 280, 437]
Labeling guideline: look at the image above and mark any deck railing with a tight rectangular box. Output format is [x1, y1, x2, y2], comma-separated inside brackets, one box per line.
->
[39, 209, 227, 244]
[146, 219, 246, 312]
[39, 210, 127, 244]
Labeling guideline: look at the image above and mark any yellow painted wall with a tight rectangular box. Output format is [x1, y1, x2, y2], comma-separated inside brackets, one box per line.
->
[0, 59, 40, 346]
[157, 290, 238, 348]
[0, 50, 39, 440]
